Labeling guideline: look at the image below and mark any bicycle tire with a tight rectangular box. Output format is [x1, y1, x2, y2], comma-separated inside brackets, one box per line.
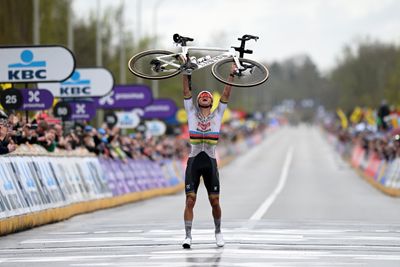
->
[211, 58, 269, 87]
[128, 50, 181, 80]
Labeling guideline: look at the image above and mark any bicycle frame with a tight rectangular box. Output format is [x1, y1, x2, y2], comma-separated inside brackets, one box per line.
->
[156, 46, 243, 75]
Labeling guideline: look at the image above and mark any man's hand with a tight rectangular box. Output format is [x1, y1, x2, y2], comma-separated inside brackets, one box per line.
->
[7, 142, 16, 153]
[229, 63, 237, 79]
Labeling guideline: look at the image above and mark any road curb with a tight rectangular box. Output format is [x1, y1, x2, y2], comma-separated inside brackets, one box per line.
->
[352, 166, 400, 197]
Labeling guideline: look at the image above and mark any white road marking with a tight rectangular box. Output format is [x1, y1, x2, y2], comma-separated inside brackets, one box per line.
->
[249, 146, 294, 220]
[20, 236, 148, 244]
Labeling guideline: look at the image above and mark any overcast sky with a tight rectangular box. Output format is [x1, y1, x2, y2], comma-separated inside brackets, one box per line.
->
[73, 0, 400, 72]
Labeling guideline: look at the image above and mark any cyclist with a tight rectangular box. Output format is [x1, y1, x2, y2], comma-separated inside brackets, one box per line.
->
[182, 71, 233, 249]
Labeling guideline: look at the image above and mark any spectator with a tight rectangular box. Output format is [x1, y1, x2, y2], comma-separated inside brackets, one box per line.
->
[0, 113, 16, 154]
[377, 100, 390, 130]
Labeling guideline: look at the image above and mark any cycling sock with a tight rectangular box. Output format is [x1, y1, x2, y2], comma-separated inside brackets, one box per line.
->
[185, 220, 192, 239]
[214, 219, 221, 234]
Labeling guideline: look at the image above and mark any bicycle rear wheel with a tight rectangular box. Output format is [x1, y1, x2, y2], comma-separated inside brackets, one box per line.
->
[128, 50, 181, 80]
[211, 58, 269, 87]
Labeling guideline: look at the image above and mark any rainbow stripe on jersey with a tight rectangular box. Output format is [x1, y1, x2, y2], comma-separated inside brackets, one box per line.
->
[189, 130, 219, 146]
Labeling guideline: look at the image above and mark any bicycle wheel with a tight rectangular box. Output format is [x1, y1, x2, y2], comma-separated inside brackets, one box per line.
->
[128, 50, 181, 80]
[211, 58, 269, 87]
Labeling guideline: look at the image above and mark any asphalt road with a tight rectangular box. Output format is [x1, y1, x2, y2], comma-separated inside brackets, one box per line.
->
[1, 125, 400, 266]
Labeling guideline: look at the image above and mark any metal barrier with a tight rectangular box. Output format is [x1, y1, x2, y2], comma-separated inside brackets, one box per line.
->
[327, 132, 400, 196]
[0, 130, 268, 235]
[0, 154, 184, 235]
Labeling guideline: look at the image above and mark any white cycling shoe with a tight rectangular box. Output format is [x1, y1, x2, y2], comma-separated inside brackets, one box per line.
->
[215, 232, 225, 247]
[182, 237, 192, 249]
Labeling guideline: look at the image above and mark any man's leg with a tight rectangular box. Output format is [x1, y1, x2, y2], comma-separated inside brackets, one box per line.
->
[209, 194, 224, 247]
[209, 195, 221, 233]
[183, 155, 200, 248]
[184, 193, 196, 239]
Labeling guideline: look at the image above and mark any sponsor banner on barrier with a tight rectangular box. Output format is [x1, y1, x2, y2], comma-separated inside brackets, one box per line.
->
[159, 160, 180, 186]
[118, 160, 138, 193]
[143, 99, 178, 119]
[10, 157, 49, 212]
[383, 158, 400, 188]
[0, 46, 75, 83]
[351, 146, 365, 168]
[99, 159, 119, 196]
[1, 155, 184, 221]
[0, 158, 30, 217]
[51, 158, 85, 203]
[364, 153, 381, 179]
[85, 158, 113, 198]
[375, 161, 388, 183]
[33, 157, 66, 206]
[95, 84, 153, 109]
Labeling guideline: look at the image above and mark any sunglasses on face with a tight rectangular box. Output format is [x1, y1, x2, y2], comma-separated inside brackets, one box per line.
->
[199, 93, 212, 99]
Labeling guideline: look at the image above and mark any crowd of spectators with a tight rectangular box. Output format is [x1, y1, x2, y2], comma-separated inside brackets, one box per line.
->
[0, 109, 269, 161]
[323, 102, 400, 162]
[0, 110, 189, 160]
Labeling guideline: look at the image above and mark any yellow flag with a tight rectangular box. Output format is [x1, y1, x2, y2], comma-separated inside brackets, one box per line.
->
[211, 91, 231, 123]
[364, 108, 376, 126]
[350, 106, 362, 123]
[211, 92, 221, 112]
[0, 83, 12, 90]
[336, 108, 348, 129]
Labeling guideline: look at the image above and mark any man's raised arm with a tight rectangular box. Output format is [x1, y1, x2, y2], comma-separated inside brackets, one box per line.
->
[183, 75, 192, 99]
[220, 65, 235, 103]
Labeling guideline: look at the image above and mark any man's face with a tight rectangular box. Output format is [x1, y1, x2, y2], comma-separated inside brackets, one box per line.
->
[0, 122, 7, 136]
[198, 92, 213, 108]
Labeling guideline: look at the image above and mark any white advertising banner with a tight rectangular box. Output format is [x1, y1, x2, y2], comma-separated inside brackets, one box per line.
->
[0, 46, 75, 83]
[0, 158, 30, 217]
[116, 111, 141, 129]
[145, 120, 167, 136]
[38, 68, 114, 98]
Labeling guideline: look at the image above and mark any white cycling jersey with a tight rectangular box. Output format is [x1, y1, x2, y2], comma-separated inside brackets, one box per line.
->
[184, 96, 227, 158]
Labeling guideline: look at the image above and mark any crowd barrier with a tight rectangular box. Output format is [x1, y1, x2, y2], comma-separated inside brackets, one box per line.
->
[0, 154, 184, 236]
[326, 132, 400, 197]
[0, 129, 269, 236]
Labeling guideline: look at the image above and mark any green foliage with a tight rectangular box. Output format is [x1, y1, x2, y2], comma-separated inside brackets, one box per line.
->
[384, 53, 400, 104]
[0, 0, 33, 44]
[39, 0, 69, 45]
[265, 55, 326, 110]
[330, 40, 399, 112]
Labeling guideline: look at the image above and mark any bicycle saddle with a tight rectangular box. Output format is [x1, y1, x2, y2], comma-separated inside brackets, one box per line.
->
[173, 33, 194, 46]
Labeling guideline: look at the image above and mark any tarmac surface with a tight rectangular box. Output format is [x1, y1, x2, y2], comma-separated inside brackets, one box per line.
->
[1, 125, 400, 266]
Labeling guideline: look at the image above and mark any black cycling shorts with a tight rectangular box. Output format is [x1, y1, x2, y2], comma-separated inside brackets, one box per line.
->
[185, 151, 220, 195]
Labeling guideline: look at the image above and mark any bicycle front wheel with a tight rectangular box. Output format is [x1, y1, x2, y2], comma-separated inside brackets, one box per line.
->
[128, 50, 181, 80]
[211, 58, 269, 87]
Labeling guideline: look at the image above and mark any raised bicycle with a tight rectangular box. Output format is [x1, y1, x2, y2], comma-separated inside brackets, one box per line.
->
[128, 33, 269, 87]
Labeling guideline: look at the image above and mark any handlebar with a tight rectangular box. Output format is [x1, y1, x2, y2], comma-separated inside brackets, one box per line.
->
[238, 34, 259, 42]
[232, 34, 259, 58]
